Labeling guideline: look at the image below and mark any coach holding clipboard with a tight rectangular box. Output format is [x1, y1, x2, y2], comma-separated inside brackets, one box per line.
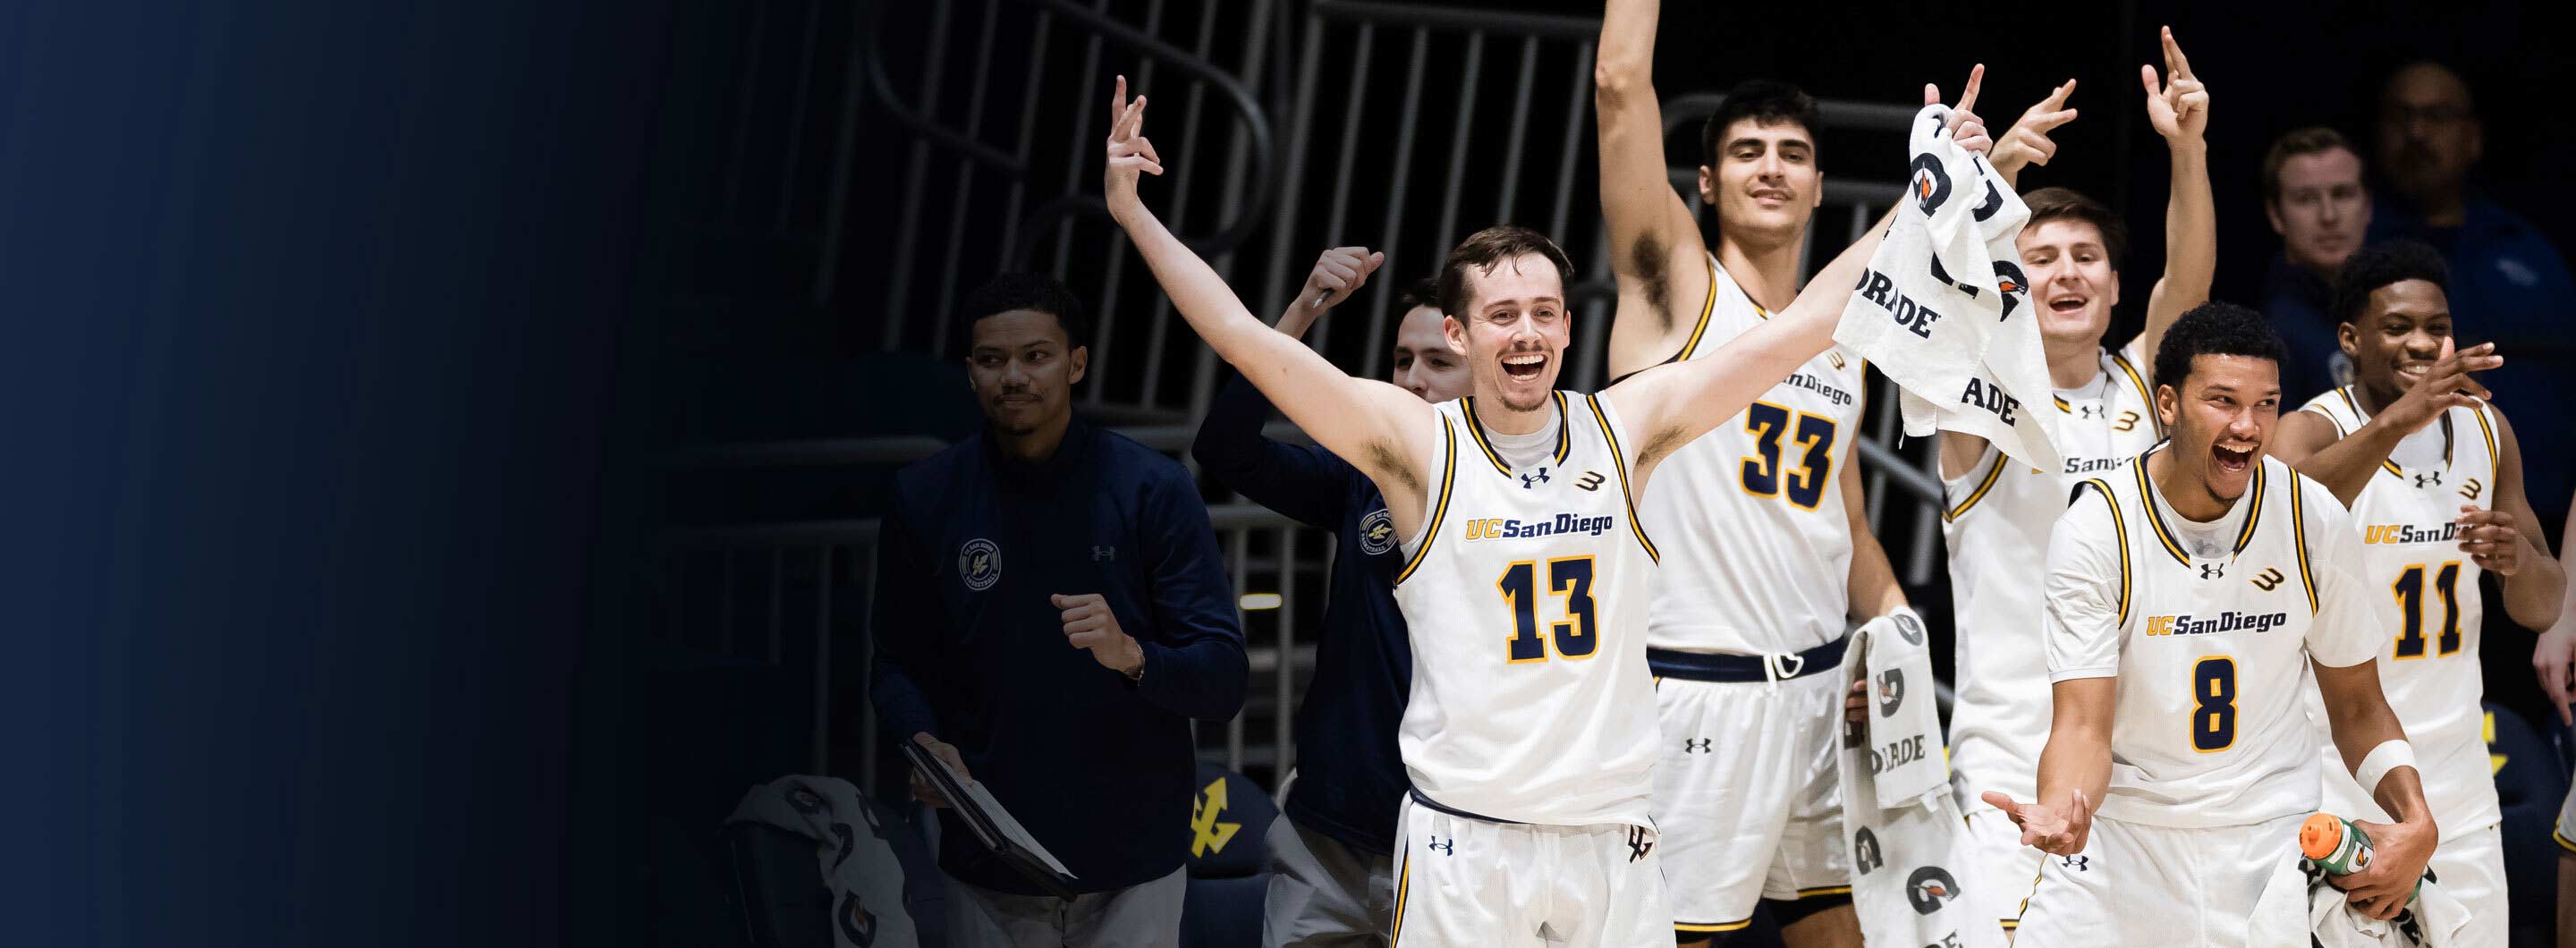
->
[870, 273, 1249, 948]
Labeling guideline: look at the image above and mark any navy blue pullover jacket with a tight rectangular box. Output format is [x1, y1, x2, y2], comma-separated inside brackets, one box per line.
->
[1191, 369, 1412, 856]
[872, 418, 1247, 894]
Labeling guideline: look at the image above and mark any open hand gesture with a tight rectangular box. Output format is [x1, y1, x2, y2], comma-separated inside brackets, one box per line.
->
[1990, 79, 2079, 184]
[1103, 75, 1164, 218]
[2142, 27, 2209, 143]
[1983, 789, 2095, 856]
[2378, 335, 2499, 435]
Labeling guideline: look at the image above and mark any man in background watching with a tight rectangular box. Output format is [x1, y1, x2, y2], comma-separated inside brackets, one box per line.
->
[2260, 126, 2372, 403]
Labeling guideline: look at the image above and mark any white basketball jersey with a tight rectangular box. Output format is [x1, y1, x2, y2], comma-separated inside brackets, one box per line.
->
[1392, 392, 1664, 827]
[1642, 256, 1868, 655]
[2299, 387, 2503, 837]
[2072, 451, 2365, 828]
[1943, 342, 2160, 806]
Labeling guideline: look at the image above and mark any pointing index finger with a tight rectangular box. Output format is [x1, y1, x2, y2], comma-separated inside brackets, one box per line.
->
[2163, 27, 2194, 80]
[1956, 63, 1985, 115]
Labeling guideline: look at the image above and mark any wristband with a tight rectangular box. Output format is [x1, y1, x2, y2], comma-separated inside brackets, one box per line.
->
[2353, 739, 2416, 797]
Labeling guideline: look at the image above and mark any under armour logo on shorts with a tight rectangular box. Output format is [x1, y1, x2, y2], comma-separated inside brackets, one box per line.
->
[1426, 835, 1453, 855]
[2199, 563, 2226, 580]
[1681, 738, 1712, 753]
[1627, 826, 1654, 862]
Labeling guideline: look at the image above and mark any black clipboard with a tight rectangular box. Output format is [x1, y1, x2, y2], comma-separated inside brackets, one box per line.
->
[902, 741, 1080, 900]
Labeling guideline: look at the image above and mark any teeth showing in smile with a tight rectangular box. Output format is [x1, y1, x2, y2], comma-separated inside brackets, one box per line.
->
[1504, 354, 1545, 366]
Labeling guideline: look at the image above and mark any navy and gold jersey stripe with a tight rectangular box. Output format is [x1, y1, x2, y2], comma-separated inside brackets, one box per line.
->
[2231, 462, 2267, 557]
[1389, 846, 1412, 944]
[2555, 827, 2576, 854]
[2132, 451, 2193, 567]
[2110, 350, 2157, 434]
[1676, 918, 1755, 934]
[1587, 394, 1660, 564]
[1456, 394, 1570, 477]
[1945, 447, 2008, 521]
[2471, 403, 2499, 481]
[1669, 256, 1722, 362]
[2076, 478, 2131, 625]
[1394, 418, 1458, 586]
[2289, 470, 2319, 614]
[2333, 386, 2407, 478]
[1793, 885, 1852, 899]
[2053, 394, 2074, 412]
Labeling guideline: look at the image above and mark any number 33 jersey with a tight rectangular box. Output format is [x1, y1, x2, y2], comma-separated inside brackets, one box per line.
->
[2043, 449, 2385, 828]
[1392, 392, 1664, 828]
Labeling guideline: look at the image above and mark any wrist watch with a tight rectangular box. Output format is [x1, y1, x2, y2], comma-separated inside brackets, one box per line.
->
[1122, 657, 1146, 684]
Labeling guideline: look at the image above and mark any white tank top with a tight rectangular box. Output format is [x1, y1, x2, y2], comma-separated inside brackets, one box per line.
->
[1641, 256, 1868, 656]
[2298, 387, 2504, 837]
[2076, 451, 2355, 828]
[1942, 342, 2160, 808]
[1392, 392, 1663, 827]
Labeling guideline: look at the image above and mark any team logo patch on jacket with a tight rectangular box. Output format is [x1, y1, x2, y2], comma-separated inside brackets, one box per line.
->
[1359, 508, 1396, 555]
[959, 538, 1001, 591]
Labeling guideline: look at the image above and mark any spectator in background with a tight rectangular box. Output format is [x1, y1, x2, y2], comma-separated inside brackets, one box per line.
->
[2371, 60, 2575, 518]
[872, 273, 1248, 948]
[2261, 126, 2373, 403]
[1191, 249, 1469, 947]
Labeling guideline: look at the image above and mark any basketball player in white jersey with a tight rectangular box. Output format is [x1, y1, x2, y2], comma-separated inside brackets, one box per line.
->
[1594, 5, 1993, 942]
[1987, 303, 2436, 946]
[2269, 241, 2564, 944]
[1100, 76, 1925, 944]
[1938, 30, 2213, 938]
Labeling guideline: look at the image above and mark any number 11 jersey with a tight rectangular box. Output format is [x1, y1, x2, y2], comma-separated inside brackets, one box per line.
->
[1393, 392, 1664, 828]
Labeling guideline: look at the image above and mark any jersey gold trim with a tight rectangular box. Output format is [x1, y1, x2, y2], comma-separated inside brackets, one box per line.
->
[2132, 447, 2264, 567]
[2110, 351, 2158, 435]
[1675, 918, 1755, 934]
[2470, 402, 2499, 482]
[2078, 478, 2131, 626]
[1671, 255, 1722, 362]
[1390, 848, 1412, 944]
[1457, 394, 1572, 477]
[1394, 418, 1459, 586]
[1945, 446, 2008, 521]
[1586, 394, 1660, 564]
[2288, 469, 2318, 614]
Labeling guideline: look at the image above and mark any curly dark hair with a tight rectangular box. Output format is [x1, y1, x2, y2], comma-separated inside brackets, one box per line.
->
[955, 272, 1089, 355]
[1436, 226, 1574, 318]
[2154, 301, 2287, 390]
[2329, 241, 2449, 326]
[1701, 79, 1822, 171]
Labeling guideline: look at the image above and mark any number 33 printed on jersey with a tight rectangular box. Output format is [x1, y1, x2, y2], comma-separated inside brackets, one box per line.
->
[1740, 401, 1835, 511]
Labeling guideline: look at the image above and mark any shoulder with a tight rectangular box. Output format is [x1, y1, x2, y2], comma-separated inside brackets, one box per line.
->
[2055, 477, 2126, 537]
[2277, 460, 2349, 534]
[893, 436, 981, 502]
[1097, 428, 1199, 495]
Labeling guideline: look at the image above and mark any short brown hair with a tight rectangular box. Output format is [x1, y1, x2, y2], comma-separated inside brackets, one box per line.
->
[2261, 126, 2360, 206]
[1436, 226, 1575, 318]
[2021, 187, 2128, 271]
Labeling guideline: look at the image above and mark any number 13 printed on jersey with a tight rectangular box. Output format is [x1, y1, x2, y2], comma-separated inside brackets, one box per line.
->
[1498, 556, 1598, 663]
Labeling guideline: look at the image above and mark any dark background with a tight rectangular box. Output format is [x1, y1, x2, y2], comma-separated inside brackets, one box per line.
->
[5, 1, 2566, 944]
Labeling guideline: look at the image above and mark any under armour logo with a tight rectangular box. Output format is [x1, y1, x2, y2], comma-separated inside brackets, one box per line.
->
[1682, 738, 1713, 754]
[1093, 546, 1116, 562]
[1520, 467, 1551, 489]
[1426, 835, 1454, 855]
[2414, 471, 2443, 488]
[2250, 567, 2285, 591]
[1573, 470, 1606, 492]
[1626, 826, 1655, 862]
[2060, 854, 2089, 872]
[2078, 404, 2103, 419]
[2199, 563, 2226, 580]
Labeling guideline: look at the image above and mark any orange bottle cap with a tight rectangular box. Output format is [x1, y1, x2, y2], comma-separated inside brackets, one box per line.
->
[2300, 813, 2344, 859]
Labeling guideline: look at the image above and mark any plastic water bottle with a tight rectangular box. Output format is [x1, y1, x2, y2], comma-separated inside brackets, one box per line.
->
[2299, 812, 2422, 899]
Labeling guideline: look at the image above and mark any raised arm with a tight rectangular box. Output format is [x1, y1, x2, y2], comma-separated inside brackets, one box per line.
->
[1600, 219, 1874, 487]
[1102, 78, 1440, 529]
[1594, 0, 1714, 377]
[2133, 27, 2212, 378]
[1191, 248, 1388, 529]
[2273, 336, 2500, 505]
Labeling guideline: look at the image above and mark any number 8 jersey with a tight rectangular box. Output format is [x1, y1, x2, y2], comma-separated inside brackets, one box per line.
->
[2043, 448, 2385, 828]
[1392, 391, 1664, 828]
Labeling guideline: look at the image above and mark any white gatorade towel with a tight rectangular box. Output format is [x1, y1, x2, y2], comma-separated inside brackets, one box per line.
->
[1836, 609, 2001, 948]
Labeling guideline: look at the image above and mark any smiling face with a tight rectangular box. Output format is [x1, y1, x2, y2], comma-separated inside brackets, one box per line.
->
[1699, 117, 1821, 248]
[2016, 218, 2122, 348]
[1442, 253, 1569, 412]
[2157, 354, 2282, 506]
[1389, 305, 1469, 402]
[964, 309, 1086, 436]
[2341, 278, 2452, 406]
[2267, 148, 2371, 275]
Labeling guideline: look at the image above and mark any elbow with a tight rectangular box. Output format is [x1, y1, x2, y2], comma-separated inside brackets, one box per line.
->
[1592, 56, 1648, 105]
